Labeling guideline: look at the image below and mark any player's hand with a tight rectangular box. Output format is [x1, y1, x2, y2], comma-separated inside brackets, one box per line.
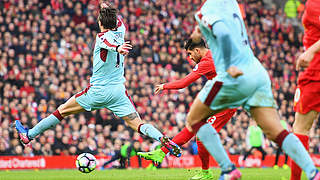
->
[227, 66, 243, 78]
[118, 41, 132, 55]
[154, 84, 164, 95]
[190, 25, 202, 43]
[296, 50, 315, 70]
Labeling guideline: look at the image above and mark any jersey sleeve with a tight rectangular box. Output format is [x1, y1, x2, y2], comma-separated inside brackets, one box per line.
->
[96, 33, 118, 52]
[163, 72, 201, 90]
[195, 11, 222, 31]
[195, 0, 222, 31]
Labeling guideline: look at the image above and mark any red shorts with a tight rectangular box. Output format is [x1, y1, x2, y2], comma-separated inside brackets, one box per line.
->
[294, 81, 320, 114]
[206, 108, 237, 132]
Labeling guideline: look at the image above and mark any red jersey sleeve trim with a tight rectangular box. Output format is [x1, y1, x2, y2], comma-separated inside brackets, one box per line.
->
[98, 31, 109, 37]
[103, 39, 117, 48]
[163, 72, 201, 90]
[117, 17, 123, 28]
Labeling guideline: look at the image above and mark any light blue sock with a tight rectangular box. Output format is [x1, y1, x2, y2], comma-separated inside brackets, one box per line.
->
[139, 124, 163, 141]
[197, 123, 233, 172]
[282, 133, 317, 179]
[28, 114, 60, 139]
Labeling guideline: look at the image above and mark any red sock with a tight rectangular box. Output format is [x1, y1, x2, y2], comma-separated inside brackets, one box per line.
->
[161, 127, 195, 154]
[290, 133, 309, 180]
[53, 110, 64, 120]
[275, 130, 290, 148]
[197, 138, 210, 170]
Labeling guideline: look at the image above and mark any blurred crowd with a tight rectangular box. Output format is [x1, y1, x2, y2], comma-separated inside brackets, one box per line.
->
[0, 0, 319, 160]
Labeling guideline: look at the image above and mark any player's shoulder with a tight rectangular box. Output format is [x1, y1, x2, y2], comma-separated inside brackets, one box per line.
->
[197, 59, 214, 71]
[305, 0, 320, 16]
[195, 58, 214, 71]
[117, 16, 125, 28]
[96, 31, 113, 43]
[200, 0, 236, 11]
[196, 0, 230, 26]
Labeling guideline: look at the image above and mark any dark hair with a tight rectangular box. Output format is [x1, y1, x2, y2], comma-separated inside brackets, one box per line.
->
[184, 38, 206, 50]
[98, 7, 118, 30]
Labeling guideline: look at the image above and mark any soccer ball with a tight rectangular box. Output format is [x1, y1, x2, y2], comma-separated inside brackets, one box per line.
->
[76, 153, 97, 173]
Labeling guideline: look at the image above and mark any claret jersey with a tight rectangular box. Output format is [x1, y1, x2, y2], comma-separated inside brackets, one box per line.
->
[90, 17, 126, 86]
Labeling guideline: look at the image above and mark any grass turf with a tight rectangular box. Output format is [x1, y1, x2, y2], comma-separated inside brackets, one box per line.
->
[0, 168, 309, 180]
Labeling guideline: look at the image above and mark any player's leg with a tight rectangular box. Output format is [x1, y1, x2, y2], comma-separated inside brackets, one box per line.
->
[160, 127, 195, 154]
[189, 137, 213, 180]
[197, 138, 210, 170]
[290, 111, 318, 180]
[186, 97, 239, 175]
[192, 109, 236, 179]
[250, 107, 318, 179]
[243, 147, 254, 161]
[15, 95, 85, 144]
[284, 152, 289, 169]
[109, 86, 181, 157]
[162, 109, 236, 155]
[274, 147, 281, 168]
[119, 156, 126, 169]
[122, 112, 163, 141]
[293, 111, 318, 135]
[137, 155, 142, 168]
[256, 146, 266, 161]
[139, 109, 235, 165]
[185, 78, 244, 179]
[122, 112, 181, 157]
[102, 150, 121, 168]
[108, 86, 164, 142]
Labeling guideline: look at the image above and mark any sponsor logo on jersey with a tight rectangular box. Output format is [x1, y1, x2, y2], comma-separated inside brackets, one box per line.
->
[193, 64, 199, 71]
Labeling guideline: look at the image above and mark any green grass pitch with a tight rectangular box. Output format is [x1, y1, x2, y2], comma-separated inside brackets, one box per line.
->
[0, 168, 309, 180]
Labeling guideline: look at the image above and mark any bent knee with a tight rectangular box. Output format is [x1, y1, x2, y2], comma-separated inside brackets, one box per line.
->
[292, 123, 311, 135]
[186, 113, 202, 126]
[123, 112, 141, 130]
[264, 128, 284, 141]
[264, 131, 277, 141]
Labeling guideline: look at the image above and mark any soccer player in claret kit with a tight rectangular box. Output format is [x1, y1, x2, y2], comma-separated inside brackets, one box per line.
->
[14, 2, 181, 157]
[291, 0, 320, 179]
[138, 38, 237, 180]
[169, 0, 320, 179]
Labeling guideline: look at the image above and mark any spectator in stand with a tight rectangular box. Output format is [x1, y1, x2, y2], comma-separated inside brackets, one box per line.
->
[243, 120, 266, 162]
[101, 140, 142, 169]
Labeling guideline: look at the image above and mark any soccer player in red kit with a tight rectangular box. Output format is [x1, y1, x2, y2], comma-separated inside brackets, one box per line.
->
[291, 1, 320, 179]
[138, 38, 237, 180]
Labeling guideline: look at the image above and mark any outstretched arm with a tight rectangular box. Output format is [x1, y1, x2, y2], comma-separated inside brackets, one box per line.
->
[154, 72, 201, 94]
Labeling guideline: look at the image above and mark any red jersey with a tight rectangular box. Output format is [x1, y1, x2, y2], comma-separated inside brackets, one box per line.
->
[295, 0, 320, 113]
[302, 0, 320, 50]
[299, 0, 320, 83]
[164, 50, 216, 89]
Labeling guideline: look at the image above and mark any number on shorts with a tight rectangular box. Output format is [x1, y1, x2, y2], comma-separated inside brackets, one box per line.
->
[207, 116, 217, 125]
